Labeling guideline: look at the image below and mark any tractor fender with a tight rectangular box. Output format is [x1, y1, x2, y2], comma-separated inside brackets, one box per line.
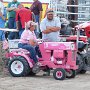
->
[7, 52, 34, 68]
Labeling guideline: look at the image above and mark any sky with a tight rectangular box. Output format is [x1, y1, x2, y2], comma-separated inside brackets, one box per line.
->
[3, 0, 50, 3]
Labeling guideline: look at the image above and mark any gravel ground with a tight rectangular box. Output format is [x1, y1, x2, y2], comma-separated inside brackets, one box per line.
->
[0, 71, 90, 90]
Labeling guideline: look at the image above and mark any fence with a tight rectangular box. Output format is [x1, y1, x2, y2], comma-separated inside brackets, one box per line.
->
[50, 0, 90, 25]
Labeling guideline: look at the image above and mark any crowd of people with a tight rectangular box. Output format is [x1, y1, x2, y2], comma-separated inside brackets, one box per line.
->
[0, 0, 61, 41]
[0, 0, 43, 40]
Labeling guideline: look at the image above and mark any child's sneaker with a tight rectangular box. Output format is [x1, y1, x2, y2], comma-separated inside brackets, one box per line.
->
[32, 62, 41, 73]
[36, 62, 42, 66]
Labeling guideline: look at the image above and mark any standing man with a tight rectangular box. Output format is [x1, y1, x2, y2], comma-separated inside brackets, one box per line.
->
[7, 0, 20, 39]
[40, 8, 61, 76]
[40, 9, 61, 42]
[16, 4, 33, 38]
[30, 0, 43, 38]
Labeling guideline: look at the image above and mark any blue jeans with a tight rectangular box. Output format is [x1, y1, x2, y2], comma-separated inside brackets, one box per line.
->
[18, 43, 38, 63]
[8, 17, 19, 39]
[0, 17, 5, 41]
[0, 17, 5, 28]
[0, 31, 5, 41]
[34, 15, 40, 38]
[35, 15, 39, 23]
[19, 28, 24, 39]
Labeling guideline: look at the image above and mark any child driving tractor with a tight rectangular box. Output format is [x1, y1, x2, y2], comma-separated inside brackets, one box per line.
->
[18, 21, 39, 64]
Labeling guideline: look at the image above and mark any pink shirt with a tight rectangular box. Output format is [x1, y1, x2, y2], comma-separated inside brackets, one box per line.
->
[19, 30, 37, 44]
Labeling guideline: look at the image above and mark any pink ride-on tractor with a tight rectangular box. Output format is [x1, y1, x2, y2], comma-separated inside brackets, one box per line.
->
[6, 39, 78, 80]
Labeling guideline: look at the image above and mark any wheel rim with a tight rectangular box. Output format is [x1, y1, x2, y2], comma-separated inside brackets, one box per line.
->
[11, 60, 24, 75]
[56, 71, 62, 78]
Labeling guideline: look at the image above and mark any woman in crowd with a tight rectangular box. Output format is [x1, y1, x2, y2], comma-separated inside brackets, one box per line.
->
[0, 0, 6, 41]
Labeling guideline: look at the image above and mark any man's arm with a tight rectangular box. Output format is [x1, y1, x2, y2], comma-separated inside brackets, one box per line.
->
[48, 26, 61, 32]
[0, 8, 5, 21]
[31, 12, 36, 22]
[29, 39, 37, 46]
[7, 7, 17, 11]
[49, 17, 61, 32]
[40, 18, 60, 34]
[6, 3, 17, 11]
[42, 26, 61, 34]
[16, 11, 19, 30]
[42, 28, 52, 34]
[40, 23, 58, 34]
[16, 21, 20, 30]
[39, 11, 42, 22]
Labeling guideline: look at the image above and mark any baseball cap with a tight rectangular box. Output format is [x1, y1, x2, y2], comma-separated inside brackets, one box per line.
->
[46, 8, 54, 14]
[26, 21, 37, 29]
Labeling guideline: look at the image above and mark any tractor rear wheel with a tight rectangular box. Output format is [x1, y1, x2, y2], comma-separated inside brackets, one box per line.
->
[8, 57, 30, 77]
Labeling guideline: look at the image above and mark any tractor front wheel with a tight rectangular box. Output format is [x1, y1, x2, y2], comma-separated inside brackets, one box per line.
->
[53, 68, 66, 80]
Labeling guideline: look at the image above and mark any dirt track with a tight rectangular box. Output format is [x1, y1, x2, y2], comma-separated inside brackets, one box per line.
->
[0, 71, 90, 90]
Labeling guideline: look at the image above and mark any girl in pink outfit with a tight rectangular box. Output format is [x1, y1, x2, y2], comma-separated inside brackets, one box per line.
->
[18, 21, 40, 63]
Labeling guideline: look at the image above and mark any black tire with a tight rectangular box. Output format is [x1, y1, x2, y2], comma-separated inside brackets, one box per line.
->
[8, 57, 30, 77]
[79, 70, 86, 74]
[53, 68, 66, 80]
[66, 70, 76, 78]
[29, 71, 36, 76]
[76, 53, 85, 74]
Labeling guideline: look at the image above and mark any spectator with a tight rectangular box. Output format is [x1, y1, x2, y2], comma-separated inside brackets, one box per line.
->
[40, 8, 61, 42]
[16, 4, 34, 38]
[0, 0, 6, 41]
[40, 8, 61, 76]
[7, 0, 20, 40]
[30, 0, 43, 38]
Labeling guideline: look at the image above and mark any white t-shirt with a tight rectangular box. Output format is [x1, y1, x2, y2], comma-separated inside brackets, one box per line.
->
[0, 1, 4, 15]
[40, 17, 61, 42]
